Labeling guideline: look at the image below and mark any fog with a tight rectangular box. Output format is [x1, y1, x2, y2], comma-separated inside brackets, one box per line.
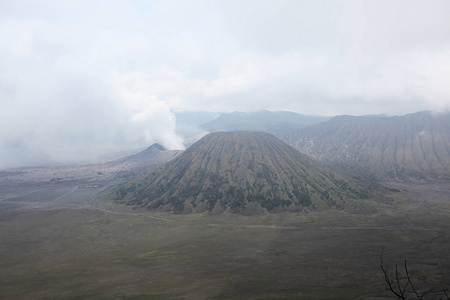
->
[1, 0, 449, 169]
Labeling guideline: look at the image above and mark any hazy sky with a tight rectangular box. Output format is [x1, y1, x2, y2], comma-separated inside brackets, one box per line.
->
[1, 0, 449, 168]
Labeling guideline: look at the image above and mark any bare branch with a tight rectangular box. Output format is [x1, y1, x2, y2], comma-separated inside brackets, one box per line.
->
[395, 264, 406, 298]
[443, 287, 450, 300]
[380, 247, 448, 300]
[380, 247, 406, 299]
[404, 260, 423, 300]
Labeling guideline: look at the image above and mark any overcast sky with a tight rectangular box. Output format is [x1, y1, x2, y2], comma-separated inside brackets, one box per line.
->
[1, 0, 450, 168]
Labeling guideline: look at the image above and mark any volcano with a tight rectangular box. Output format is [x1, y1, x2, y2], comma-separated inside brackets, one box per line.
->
[109, 132, 364, 214]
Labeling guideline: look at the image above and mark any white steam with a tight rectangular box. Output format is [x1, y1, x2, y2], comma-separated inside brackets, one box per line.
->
[113, 69, 185, 151]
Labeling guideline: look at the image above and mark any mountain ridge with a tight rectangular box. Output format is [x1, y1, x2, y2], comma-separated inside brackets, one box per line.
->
[201, 110, 330, 134]
[279, 111, 450, 181]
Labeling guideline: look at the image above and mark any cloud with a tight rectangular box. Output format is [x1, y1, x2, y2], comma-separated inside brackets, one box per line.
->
[1, 0, 449, 168]
[0, 1, 187, 169]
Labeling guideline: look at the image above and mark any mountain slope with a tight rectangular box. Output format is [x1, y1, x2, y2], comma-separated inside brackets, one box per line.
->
[108, 132, 364, 214]
[279, 111, 450, 181]
[110, 143, 181, 178]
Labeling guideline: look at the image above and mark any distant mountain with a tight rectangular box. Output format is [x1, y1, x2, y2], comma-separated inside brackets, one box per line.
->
[108, 143, 182, 178]
[201, 110, 330, 134]
[2, 144, 182, 184]
[279, 111, 450, 181]
[108, 132, 364, 214]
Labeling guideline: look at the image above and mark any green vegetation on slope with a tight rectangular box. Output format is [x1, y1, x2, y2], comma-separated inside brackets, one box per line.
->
[108, 132, 365, 214]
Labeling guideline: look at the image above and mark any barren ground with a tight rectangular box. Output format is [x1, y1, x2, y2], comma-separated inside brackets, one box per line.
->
[0, 170, 449, 299]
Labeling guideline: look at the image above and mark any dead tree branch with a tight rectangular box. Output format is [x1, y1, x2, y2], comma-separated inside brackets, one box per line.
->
[404, 260, 423, 300]
[443, 287, 450, 300]
[381, 247, 407, 299]
[380, 247, 423, 300]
